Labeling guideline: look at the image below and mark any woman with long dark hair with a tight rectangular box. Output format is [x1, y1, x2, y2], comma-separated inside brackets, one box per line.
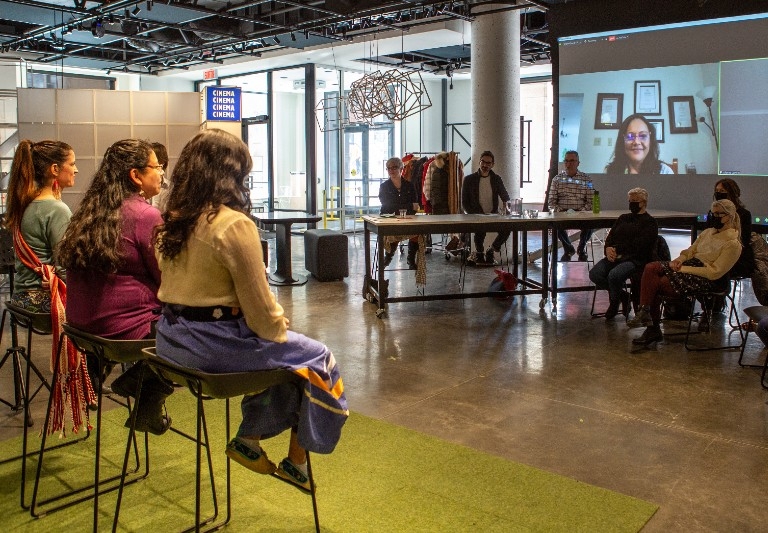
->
[606, 113, 674, 175]
[58, 139, 170, 434]
[154, 129, 347, 491]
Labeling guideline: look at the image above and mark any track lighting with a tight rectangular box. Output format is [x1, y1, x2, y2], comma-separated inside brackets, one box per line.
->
[273, 36, 280, 45]
[132, 5, 141, 15]
[291, 32, 296, 41]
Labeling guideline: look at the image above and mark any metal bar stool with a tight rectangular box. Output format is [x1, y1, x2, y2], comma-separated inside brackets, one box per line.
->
[0, 302, 90, 509]
[30, 324, 154, 530]
[114, 347, 320, 533]
[737, 305, 768, 388]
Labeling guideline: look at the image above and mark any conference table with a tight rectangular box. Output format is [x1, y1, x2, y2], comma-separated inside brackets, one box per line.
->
[362, 210, 698, 317]
[254, 211, 321, 286]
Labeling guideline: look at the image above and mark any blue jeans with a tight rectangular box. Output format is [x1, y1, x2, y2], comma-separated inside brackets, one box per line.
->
[557, 229, 592, 254]
[589, 259, 637, 303]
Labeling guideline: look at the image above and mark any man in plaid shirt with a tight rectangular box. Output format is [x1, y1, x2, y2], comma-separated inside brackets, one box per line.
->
[548, 150, 594, 261]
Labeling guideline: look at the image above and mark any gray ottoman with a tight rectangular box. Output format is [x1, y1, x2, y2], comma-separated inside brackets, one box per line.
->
[304, 229, 348, 281]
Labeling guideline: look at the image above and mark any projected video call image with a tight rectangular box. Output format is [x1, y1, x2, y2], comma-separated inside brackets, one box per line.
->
[558, 13, 768, 177]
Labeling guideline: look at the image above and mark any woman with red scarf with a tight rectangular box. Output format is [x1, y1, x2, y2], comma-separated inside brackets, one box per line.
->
[5, 139, 93, 435]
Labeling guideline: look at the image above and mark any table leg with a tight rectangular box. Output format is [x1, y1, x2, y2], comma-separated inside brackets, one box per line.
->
[549, 228, 558, 309]
[268, 223, 308, 286]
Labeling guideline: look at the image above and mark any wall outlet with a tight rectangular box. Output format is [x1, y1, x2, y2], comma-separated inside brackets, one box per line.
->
[593, 137, 601, 146]
[607, 137, 613, 146]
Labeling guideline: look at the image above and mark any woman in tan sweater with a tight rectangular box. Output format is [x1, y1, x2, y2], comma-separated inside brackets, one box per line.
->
[154, 129, 347, 492]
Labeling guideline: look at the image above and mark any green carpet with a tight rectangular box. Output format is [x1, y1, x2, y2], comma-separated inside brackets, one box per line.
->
[0, 395, 657, 532]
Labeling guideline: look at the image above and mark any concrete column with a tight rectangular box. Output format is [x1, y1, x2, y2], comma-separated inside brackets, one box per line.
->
[471, 6, 521, 199]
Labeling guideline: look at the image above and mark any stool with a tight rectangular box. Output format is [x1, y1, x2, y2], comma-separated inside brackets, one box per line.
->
[115, 347, 320, 533]
[0, 302, 89, 510]
[30, 324, 154, 528]
[737, 305, 768, 388]
[304, 228, 348, 281]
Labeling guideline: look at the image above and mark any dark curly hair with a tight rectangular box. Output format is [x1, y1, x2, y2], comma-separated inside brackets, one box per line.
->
[155, 129, 252, 259]
[58, 139, 154, 274]
[5, 139, 73, 230]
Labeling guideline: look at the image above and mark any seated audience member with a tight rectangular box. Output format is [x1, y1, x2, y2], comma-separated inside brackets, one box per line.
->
[58, 139, 171, 435]
[713, 178, 753, 278]
[627, 199, 741, 345]
[5, 140, 77, 312]
[151, 141, 170, 212]
[589, 188, 658, 320]
[379, 156, 421, 269]
[5, 140, 95, 432]
[154, 129, 347, 491]
[462, 150, 511, 265]
[549, 150, 593, 261]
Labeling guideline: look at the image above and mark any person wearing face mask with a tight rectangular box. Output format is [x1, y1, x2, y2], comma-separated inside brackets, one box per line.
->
[588, 188, 658, 320]
[713, 178, 753, 278]
[627, 199, 742, 345]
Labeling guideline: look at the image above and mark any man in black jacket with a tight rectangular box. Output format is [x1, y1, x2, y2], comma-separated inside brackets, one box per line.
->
[461, 150, 511, 265]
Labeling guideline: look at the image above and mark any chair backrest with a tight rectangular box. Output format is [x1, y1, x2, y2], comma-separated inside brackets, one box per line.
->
[63, 323, 155, 364]
[5, 302, 53, 335]
[142, 346, 302, 399]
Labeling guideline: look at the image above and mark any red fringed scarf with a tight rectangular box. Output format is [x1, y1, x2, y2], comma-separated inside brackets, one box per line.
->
[12, 227, 95, 436]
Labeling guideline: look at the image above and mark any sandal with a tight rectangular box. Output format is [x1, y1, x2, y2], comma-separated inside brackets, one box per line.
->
[740, 320, 757, 332]
[226, 438, 276, 474]
[274, 458, 312, 494]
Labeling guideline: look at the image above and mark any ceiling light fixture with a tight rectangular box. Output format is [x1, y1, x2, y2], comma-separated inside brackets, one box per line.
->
[291, 32, 296, 41]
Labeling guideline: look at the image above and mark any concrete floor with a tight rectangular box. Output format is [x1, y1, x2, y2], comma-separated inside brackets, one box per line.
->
[2, 230, 767, 532]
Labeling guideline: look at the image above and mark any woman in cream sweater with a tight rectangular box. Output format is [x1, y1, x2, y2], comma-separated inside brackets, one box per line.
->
[627, 199, 742, 345]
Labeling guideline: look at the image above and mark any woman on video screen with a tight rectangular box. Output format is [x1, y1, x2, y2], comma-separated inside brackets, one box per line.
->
[606, 113, 674, 175]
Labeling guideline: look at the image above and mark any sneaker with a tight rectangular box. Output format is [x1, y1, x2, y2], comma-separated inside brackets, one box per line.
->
[226, 438, 277, 475]
[382, 252, 395, 268]
[627, 307, 653, 328]
[485, 248, 496, 264]
[577, 251, 589, 262]
[632, 325, 663, 345]
[274, 458, 312, 493]
[466, 252, 478, 266]
[560, 250, 574, 262]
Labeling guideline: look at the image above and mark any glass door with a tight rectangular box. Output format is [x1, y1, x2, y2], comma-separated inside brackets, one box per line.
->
[242, 117, 270, 211]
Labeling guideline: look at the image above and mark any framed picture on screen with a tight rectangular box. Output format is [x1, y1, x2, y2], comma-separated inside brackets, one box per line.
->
[594, 93, 623, 129]
[647, 118, 665, 143]
[668, 96, 698, 134]
[635, 80, 661, 115]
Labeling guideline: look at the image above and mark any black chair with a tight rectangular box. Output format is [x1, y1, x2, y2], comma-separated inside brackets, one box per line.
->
[591, 235, 670, 318]
[0, 302, 94, 510]
[114, 347, 320, 533]
[737, 305, 768, 388]
[665, 285, 744, 351]
[30, 324, 154, 530]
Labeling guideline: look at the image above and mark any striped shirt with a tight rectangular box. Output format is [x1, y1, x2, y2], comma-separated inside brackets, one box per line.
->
[548, 170, 594, 212]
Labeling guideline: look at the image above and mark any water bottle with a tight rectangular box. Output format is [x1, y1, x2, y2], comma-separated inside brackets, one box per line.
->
[592, 190, 601, 214]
